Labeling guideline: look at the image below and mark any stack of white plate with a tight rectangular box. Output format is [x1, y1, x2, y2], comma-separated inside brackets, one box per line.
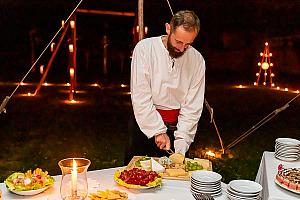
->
[226, 180, 262, 200]
[190, 170, 222, 198]
[275, 138, 300, 161]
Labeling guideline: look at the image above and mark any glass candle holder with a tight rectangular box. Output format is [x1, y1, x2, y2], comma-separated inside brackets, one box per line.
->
[58, 158, 91, 200]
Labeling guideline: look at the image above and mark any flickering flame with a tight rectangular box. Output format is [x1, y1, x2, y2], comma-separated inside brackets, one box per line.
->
[70, 20, 75, 29]
[51, 43, 55, 52]
[69, 44, 74, 53]
[70, 68, 75, 79]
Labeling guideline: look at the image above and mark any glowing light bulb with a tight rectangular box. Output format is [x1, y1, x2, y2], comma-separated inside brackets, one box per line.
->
[262, 62, 269, 70]
[265, 42, 268, 46]
[69, 44, 74, 53]
[70, 20, 75, 29]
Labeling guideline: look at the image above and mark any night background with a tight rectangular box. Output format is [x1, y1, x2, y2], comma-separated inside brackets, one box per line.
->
[0, 0, 300, 185]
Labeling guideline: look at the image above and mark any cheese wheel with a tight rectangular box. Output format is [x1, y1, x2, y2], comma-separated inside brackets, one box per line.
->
[169, 153, 185, 164]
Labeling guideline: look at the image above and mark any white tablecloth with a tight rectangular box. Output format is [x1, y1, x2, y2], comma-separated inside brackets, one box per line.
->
[255, 151, 300, 200]
[0, 167, 228, 200]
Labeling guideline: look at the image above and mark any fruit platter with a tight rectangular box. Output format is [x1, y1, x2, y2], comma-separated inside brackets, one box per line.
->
[114, 168, 162, 189]
[4, 168, 55, 196]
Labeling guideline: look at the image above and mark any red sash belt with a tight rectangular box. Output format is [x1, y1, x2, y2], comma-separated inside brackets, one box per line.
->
[156, 109, 180, 124]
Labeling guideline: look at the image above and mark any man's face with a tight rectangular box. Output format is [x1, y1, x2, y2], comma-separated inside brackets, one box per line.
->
[167, 35, 185, 58]
[166, 25, 198, 58]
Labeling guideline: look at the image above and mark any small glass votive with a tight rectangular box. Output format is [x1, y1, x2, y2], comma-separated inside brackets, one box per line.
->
[58, 158, 91, 200]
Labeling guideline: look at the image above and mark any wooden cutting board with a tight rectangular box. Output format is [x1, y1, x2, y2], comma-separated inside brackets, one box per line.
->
[126, 156, 212, 181]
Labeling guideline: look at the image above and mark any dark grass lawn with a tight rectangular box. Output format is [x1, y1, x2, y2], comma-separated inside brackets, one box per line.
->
[0, 81, 300, 183]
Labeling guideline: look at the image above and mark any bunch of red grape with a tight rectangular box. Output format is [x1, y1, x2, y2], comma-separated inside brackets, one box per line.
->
[119, 168, 160, 186]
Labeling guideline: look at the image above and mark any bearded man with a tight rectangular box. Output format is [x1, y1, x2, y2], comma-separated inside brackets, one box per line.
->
[125, 10, 205, 163]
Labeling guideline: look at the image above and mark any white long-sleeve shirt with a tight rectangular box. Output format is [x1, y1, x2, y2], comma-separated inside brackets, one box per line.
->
[130, 36, 206, 154]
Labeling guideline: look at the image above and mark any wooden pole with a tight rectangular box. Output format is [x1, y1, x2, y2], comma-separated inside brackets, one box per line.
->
[34, 23, 70, 96]
[138, 0, 144, 41]
[69, 14, 77, 101]
[77, 9, 135, 17]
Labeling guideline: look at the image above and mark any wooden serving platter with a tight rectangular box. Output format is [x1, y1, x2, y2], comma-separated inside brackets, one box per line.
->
[126, 156, 212, 181]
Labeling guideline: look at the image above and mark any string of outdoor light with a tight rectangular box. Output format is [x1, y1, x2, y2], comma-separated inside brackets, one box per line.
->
[0, 0, 84, 114]
[224, 93, 300, 151]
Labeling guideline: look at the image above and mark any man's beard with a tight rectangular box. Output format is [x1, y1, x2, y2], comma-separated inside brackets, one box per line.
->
[167, 37, 185, 58]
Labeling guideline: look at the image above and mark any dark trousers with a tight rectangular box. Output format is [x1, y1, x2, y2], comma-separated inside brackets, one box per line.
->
[124, 112, 175, 165]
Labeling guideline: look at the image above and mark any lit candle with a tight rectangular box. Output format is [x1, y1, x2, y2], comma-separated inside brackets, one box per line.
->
[51, 43, 55, 52]
[69, 44, 74, 53]
[70, 68, 75, 79]
[70, 20, 75, 29]
[71, 159, 77, 197]
[40, 65, 44, 74]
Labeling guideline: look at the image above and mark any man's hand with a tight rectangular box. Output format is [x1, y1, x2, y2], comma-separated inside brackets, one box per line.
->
[155, 133, 171, 150]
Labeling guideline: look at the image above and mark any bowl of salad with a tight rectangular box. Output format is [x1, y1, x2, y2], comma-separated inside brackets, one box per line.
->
[4, 168, 55, 196]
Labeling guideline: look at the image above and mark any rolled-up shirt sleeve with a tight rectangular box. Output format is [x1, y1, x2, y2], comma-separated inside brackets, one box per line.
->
[130, 42, 167, 139]
[174, 59, 206, 154]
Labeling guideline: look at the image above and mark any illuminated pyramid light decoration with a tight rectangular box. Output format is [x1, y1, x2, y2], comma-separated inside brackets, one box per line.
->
[254, 42, 275, 87]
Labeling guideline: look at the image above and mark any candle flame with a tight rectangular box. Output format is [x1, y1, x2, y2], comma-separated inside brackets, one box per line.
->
[73, 159, 77, 170]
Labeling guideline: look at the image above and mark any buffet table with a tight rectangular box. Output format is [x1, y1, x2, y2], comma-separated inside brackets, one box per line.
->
[255, 151, 300, 200]
[0, 167, 228, 200]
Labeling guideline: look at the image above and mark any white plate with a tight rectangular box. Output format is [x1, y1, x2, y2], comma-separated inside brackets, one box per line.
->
[226, 189, 259, 200]
[227, 185, 259, 197]
[191, 171, 222, 183]
[8, 186, 50, 196]
[229, 180, 262, 194]
[275, 144, 300, 151]
[275, 155, 299, 162]
[191, 182, 221, 190]
[276, 138, 300, 146]
[191, 188, 222, 197]
[191, 185, 221, 193]
[275, 152, 299, 158]
[191, 178, 221, 185]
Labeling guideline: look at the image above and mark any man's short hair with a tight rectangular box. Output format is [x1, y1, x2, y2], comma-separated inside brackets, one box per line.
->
[170, 10, 200, 34]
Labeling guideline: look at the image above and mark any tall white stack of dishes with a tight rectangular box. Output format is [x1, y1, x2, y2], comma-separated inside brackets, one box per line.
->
[190, 170, 222, 198]
[226, 180, 262, 200]
[275, 138, 300, 161]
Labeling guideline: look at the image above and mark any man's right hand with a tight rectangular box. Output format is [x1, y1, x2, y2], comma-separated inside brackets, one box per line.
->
[155, 133, 171, 150]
